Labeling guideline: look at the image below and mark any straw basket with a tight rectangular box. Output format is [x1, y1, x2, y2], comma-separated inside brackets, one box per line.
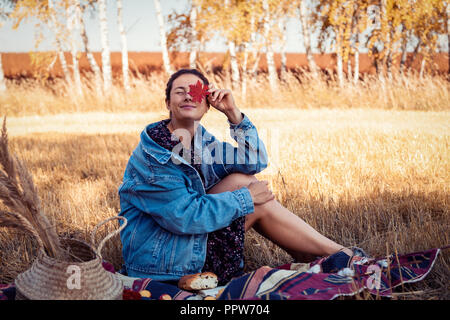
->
[14, 216, 127, 300]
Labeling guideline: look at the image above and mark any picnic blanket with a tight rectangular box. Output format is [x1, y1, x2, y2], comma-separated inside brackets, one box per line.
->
[0, 247, 442, 300]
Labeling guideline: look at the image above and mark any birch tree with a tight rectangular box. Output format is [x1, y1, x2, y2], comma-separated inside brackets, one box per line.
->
[189, 4, 198, 68]
[193, 0, 260, 88]
[48, 0, 71, 82]
[10, 0, 72, 81]
[154, 0, 173, 74]
[167, 1, 211, 71]
[76, 0, 101, 93]
[299, 0, 319, 75]
[318, 0, 349, 86]
[117, 0, 130, 92]
[262, 0, 277, 89]
[98, 0, 112, 92]
[66, 1, 82, 95]
[223, 0, 240, 88]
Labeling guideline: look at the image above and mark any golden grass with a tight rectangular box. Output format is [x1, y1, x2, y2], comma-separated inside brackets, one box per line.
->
[1, 71, 449, 117]
[0, 71, 449, 298]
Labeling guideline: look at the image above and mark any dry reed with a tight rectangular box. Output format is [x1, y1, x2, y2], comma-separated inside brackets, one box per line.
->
[0, 117, 63, 259]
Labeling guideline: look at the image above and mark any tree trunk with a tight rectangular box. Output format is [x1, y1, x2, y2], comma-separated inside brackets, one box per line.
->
[263, 0, 277, 89]
[351, 4, 359, 84]
[242, 42, 249, 96]
[336, 47, 344, 86]
[347, 58, 352, 81]
[98, 0, 112, 93]
[380, 0, 391, 79]
[243, 13, 257, 95]
[249, 14, 260, 77]
[354, 47, 359, 84]
[412, 37, 422, 72]
[279, 19, 288, 82]
[228, 40, 240, 89]
[67, 2, 82, 95]
[76, 0, 102, 92]
[419, 58, 426, 79]
[299, 0, 318, 75]
[189, 5, 198, 69]
[154, 0, 173, 74]
[117, 0, 130, 92]
[48, 0, 70, 82]
[0, 53, 6, 92]
[399, 32, 408, 74]
[250, 53, 261, 77]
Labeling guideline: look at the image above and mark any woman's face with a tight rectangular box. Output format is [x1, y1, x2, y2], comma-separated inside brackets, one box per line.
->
[166, 73, 209, 123]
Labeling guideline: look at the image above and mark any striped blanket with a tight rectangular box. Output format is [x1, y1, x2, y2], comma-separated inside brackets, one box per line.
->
[0, 247, 441, 300]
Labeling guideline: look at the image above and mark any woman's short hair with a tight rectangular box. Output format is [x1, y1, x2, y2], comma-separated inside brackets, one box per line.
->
[165, 69, 211, 108]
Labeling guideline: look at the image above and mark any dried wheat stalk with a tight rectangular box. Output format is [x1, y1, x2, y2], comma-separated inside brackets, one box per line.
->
[0, 116, 63, 258]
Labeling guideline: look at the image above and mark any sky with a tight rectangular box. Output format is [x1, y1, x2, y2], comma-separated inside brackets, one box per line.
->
[0, 0, 309, 53]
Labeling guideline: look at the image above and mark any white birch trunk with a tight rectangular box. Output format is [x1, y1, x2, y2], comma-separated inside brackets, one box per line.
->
[279, 19, 287, 82]
[263, 0, 277, 89]
[353, 48, 359, 84]
[154, 0, 173, 74]
[98, 0, 112, 93]
[250, 53, 261, 77]
[48, 0, 70, 82]
[400, 32, 408, 74]
[242, 42, 249, 96]
[299, 0, 318, 75]
[117, 0, 130, 92]
[249, 15, 260, 77]
[347, 57, 352, 81]
[224, 0, 239, 87]
[419, 58, 426, 79]
[266, 50, 277, 89]
[77, 0, 102, 93]
[242, 13, 256, 96]
[0, 53, 6, 92]
[337, 50, 344, 87]
[228, 40, 240, 89]
[67, 2, 82, 95]
[380, 0, 391, 78]
[189, 5, 198, 69]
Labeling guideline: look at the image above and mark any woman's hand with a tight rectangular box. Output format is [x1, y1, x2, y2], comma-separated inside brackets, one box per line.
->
[207, 85, 243, 124]
[247, 180, 275, 205]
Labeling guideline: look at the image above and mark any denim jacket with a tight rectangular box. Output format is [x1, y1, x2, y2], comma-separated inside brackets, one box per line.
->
[118, 114, 268, 281]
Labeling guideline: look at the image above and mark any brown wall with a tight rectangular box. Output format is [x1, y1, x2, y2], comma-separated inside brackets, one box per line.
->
[1, 51, 448, 79]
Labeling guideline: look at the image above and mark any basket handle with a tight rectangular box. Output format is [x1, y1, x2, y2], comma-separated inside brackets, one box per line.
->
[90, 216, 127, 259]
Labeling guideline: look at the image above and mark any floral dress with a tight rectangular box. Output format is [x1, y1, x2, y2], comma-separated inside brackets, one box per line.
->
[147, 119, 245, 285]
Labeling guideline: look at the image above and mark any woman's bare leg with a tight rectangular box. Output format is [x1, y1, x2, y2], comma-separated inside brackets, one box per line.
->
[207, 173, 351, 262]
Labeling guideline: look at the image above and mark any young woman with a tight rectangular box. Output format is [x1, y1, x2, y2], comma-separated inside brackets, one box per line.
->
[118, 69, 356, 285]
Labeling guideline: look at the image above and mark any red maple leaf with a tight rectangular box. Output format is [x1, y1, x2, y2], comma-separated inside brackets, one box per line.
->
[188, 80, 210, 103]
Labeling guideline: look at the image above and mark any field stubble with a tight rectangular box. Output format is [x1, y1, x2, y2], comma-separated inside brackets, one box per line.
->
[0, 74, 449, 299]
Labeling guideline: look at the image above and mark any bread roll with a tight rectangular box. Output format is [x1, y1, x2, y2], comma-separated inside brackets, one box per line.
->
[178, 272, 218, 291]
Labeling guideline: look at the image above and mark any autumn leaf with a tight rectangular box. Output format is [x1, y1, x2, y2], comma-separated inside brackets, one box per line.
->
[188, 80, 210, 103]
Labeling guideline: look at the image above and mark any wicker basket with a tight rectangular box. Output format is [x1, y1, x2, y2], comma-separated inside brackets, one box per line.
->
[14, 216, 127, 300]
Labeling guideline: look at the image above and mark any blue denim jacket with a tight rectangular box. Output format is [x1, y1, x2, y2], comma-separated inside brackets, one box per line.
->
[118, 114, 268, 281]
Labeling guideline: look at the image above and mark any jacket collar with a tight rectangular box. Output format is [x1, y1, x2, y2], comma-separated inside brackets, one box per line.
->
[139, 120, 214, 165]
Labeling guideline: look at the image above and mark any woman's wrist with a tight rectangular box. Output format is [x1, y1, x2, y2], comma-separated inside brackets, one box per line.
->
[226, 108, 243, 125]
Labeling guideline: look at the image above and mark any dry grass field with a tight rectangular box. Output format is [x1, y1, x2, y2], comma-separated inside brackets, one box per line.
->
[0, 72, 449, 299]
